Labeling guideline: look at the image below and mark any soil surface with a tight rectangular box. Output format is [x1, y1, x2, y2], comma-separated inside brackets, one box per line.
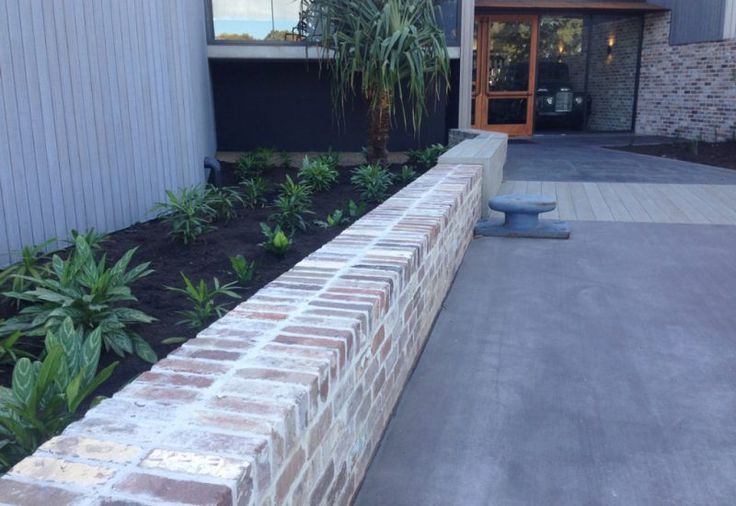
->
[612, 141, 736, 171]
[0, 161, 410, 402]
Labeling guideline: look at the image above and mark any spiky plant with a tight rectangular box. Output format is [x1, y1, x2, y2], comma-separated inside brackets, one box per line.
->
[302, 0, 449, 164]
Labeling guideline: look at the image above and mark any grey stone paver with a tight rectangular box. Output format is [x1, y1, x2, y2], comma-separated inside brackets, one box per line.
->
[355, 221, 736, 506]
[355, 134, 736, 506]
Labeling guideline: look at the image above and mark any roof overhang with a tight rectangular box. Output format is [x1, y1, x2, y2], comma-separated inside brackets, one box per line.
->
[474, 1, 669, 12]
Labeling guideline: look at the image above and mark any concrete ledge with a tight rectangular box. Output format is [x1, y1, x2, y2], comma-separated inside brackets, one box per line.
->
[440, 129, 508, 218]
[0, 162, 484, 505]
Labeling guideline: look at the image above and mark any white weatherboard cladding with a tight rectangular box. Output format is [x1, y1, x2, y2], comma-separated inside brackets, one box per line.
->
[0, 0, 216, 266]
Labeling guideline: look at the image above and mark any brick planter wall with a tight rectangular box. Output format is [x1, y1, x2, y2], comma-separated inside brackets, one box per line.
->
[636, 12, 736, 142]
[0, 163, 483, 506]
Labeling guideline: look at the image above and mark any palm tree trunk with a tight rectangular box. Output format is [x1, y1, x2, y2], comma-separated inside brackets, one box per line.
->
[366, 91, 391, 165]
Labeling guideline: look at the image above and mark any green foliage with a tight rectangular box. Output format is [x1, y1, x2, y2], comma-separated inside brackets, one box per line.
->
[235, 148, 276, 180]
[229, 255, 256, 286]
[302, 0, 449, 162]
[270, 176, 314, 232]
[259, 223, 292, 258]
[279, 150, 293, 169]
[298, 156, 339, 192]
[398, 165, 419, 184]
[1, 236, 157, 363]
[67, 229, 109, 250]
[348, 200, 367, 220]
[0, 331, 32, 366]
[205, 185, 244, 221]
[315, 149, 340, 171]
[315, 209, 349, 229]
[0, 319, 117, 472]
[166, 273, 240, 329]
[0, 240, 54, 303]
[350, 164, 395, 203]
[407, 143, 447, 172]
[241, 177, 270, 209]
[152, 186, 216, 245]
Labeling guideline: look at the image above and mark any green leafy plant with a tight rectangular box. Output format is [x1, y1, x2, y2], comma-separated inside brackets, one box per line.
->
[407, 143, 447, 172]
[0, 240, 54, 302]
[270, 176, 314, 232]
[152, 186, 216, 245]
[205, 185, 244, 221]
[279, 150, 292, 169]
[0, 319, 117, 472]
[241, 177, 270, 209]
[2, 236, 157, 363]
[229, 255, 256, 286]
[0, 331, 32, 366]
[298, 156, 339, 192]
[235, 148, 276, 180]
[351, 164, 395, 203]
[67, 229, 109, 250]
[398, 165, 418, 184]
[166, 273, 240, 329]
[315, 149, 340, 171]
[259, 223, 292, 258]
[348, 200, 367, 220]
[302, 0, 449, 164]
[315, 209, 349, 229]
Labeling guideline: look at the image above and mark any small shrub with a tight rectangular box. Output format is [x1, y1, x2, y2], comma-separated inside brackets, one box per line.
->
[67, 229, 109, 250]
[0, 330, 32, 365]
[241, 177, 270, 209]
[166, 273, 240, 329]
[298, 156, 339, 192]
[1, 236, 157, 363]
[315, 209, 349, 228]
[235, 148, 276, 180]
[0, 319, 117, 472]
[315, 149, 340, 171]
[407, 143, 447, 171]
[279, 150, 292, 169]
[205, 185, 244, 221]
[0, 240, 54, 305]
[152, 186, 216, 245]
[270, 176, 314, 232]
[259, 223, 292, 258]
[398, 165, 418, 184]
[351, 164, 394, 203]
[347, 200, 367, 220]
[229, 255, 256, 286]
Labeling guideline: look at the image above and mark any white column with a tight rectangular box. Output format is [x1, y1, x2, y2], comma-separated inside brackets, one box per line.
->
[725, 0, 736, 39]
[458, 0, 475, 128]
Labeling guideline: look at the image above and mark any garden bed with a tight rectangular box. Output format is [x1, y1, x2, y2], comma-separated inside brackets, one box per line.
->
[612, 141, 736, 171]
[0, 158, 412, 401]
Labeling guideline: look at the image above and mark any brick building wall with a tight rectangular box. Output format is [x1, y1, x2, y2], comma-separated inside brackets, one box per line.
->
[0, 160, 484, 505]
[636, 12, 736, 142]
[587, 15, 643, 131]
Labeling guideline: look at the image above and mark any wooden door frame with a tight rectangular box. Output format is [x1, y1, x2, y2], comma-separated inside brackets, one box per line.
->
[472, 13, 539, 136]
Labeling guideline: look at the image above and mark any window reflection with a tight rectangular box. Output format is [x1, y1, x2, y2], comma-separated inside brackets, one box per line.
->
[212, 0, 303, 42]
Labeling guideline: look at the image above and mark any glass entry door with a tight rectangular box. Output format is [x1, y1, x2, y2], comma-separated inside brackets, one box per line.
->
[473, 15, 538, 136]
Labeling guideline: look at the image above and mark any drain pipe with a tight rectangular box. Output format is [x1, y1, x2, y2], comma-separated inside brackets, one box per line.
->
[204, 156, 222, 187]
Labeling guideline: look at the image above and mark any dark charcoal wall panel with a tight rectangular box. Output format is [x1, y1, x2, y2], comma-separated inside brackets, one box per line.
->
[211, 60, 455, 152]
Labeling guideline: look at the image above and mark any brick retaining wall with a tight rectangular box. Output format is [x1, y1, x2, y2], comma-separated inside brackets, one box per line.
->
[0, 163, 483, 506]
[636, 12, 736, 142]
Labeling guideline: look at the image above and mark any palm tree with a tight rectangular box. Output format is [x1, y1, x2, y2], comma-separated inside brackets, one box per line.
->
[301, 0, 450, 164]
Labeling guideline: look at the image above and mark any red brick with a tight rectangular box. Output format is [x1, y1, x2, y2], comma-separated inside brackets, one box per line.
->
[138, 371, 215, 388]
[236, 368, 320, 406]
[371, 326, 386, 354]
[282, 326, 355, 356]
[274, 334, 346, 369]
[155, 358, 229, 375]
[113, 472, 233, 505]
[183, 349, 243, 361]
[276, 447, 305, 502]
[0, 479, 81, 506]
[307, 406, 333, 457]
[310, 461, 335, 506]
[372, 368, 386, 398]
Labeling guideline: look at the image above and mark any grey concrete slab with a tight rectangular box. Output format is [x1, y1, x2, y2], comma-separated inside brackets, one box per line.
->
[355, 221, 736, 506]
[506, 135, 736, 184]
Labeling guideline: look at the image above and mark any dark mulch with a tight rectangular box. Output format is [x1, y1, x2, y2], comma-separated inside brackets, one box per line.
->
[0, 161, 410, 401]
[612, 141, 736, 171]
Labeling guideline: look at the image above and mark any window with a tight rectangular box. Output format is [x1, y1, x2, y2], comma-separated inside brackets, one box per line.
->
[211, 0, 303, 42]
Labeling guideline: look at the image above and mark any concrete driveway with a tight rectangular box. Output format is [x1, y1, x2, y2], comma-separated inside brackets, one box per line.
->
[355, 135, 736, 506]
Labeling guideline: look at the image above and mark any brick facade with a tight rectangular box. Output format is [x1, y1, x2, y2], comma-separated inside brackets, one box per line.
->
[636, 12, 736, 142]
[0, 163, 483, 505]
[587, 15, 642, 131]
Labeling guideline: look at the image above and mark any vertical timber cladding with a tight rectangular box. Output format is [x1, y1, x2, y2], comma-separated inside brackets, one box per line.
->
[0, 0, 216, 267]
